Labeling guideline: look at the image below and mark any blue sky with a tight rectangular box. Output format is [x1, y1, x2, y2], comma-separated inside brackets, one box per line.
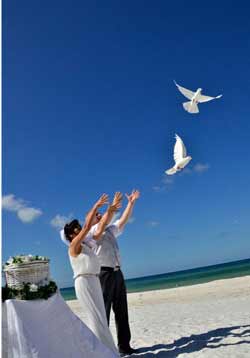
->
[3, 0, 250, 287]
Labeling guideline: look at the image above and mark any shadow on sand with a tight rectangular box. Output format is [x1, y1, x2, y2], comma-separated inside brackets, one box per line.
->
[131, 325, 250, 357]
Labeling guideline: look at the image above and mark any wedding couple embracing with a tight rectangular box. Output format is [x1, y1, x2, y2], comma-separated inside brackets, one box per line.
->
[60, 190, 140, 357]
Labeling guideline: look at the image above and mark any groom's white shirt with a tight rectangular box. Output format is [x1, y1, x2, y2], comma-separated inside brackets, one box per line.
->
[87, 220, 123, 268]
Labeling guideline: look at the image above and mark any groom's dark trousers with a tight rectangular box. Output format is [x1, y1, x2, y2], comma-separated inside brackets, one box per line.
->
[99, 266, 131, 351]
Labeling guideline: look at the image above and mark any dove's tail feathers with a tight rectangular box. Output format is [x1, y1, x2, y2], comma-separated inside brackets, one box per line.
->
[165, 167, 177, 175]
[183, 101, 199, 114]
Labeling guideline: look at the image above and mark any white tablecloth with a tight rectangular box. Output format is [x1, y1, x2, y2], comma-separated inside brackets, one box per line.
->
[2, 292, 117, 358]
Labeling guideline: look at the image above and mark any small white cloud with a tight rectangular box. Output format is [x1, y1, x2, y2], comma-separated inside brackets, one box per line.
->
[180, 167, 192, 175]
[50, 214, 73, 230]
[153, 163, 209, 192]
[152, 185, 163, 192]
[162, 176, 174, 186]
[128, 216, 135, 224]
[2, 194, 25, 211]
[153, 176, 174, 192]
[2, 194, 42, 223]
[148, 221, 159, 227]
[193, 163, 210, 173]
[17, 207, 42, 223]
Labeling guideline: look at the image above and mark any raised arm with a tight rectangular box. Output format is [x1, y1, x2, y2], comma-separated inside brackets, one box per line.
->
[93, 192, 122, 240]
[118, 189, 140, 230]
[69, 194, 109, 256]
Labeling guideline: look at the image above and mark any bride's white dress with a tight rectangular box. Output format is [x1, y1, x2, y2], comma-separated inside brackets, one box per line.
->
[69, 244, 118, 355]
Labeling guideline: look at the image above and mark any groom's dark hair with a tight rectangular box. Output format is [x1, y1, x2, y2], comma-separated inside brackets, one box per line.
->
[64, 219, 81, 241]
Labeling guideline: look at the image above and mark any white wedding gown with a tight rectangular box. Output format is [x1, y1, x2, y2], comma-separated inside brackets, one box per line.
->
[69, 244, 118, 355]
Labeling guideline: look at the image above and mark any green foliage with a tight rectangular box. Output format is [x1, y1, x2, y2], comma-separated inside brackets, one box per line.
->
[2, 281, 57, 302]
[12, 257, 23, 264]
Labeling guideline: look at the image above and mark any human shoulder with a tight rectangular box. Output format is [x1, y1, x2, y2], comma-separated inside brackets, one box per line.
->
[68, 245, 82, 258]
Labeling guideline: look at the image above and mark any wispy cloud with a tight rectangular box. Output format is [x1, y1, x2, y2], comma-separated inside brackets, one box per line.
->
[153, 163, 210, 192]
[128, 216, 135, 224]
[50, 214, 73, 230]
[179, 167, 192, 175]
[2, 194, 25, 211]
[152, 185, 163, 192]
[148, 221, 160, 227]
[152, 175, 174, 192]
[17, 207, 43, 223]
[180, 163, 210, 175]
[193, 163, 210, 173]
[2, 194, 42, 223]
[162, 176, 174, 186]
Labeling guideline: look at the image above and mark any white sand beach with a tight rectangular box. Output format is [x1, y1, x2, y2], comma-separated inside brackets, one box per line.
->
[67, 276, 250, 357]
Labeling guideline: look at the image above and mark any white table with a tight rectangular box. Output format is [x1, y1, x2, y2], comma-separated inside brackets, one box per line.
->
[2, 292, 117, 358]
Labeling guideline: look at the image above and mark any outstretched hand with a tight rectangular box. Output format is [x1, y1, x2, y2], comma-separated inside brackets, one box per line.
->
[126, 190, 140, 204]
[95, 194, 109, 208]
[109, 192, 123, 212]
[125, 190, 140, 204]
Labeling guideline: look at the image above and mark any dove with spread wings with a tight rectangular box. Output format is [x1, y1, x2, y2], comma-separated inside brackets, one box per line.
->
[174, 81, 222, 114]
[166, 134, 192, 175]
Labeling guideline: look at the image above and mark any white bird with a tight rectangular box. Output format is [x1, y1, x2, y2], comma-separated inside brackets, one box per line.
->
[166, 134, 192, 175]
[174, 80, 222, 114]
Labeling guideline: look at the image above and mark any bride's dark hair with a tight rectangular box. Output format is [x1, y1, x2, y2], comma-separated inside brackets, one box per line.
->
[64, 219, 81, 241]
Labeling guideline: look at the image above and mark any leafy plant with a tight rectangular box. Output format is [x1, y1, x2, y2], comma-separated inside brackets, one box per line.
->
[2, 281, 57, 302]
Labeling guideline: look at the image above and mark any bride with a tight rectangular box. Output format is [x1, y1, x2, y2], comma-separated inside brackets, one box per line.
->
[61, 193, 122, 356]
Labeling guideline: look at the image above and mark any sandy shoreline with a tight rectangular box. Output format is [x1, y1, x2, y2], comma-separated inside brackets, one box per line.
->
[67, 276, 250, 357]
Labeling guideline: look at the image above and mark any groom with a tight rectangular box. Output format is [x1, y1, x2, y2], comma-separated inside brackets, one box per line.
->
[88, 190, 140, 356]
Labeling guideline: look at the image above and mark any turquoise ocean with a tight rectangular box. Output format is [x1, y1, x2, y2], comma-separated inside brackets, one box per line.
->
[60, 258, 250, 301]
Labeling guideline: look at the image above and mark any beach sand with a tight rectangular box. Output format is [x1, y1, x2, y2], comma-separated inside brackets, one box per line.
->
[67, 276, 250, 357]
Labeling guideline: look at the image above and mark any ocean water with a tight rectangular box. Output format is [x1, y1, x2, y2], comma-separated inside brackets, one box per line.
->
[60, 258, 250, 301]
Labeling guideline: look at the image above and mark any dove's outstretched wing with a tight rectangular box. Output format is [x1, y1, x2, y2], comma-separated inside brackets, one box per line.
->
[197, 93, 222, 103]
[174, 134, 187, 164]
[166, 167, 177, 175]
[174, 81, 195, 100]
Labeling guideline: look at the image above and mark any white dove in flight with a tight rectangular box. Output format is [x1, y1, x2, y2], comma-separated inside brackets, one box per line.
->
[174, 81, 222, 114]
[166, 134, 192, 175]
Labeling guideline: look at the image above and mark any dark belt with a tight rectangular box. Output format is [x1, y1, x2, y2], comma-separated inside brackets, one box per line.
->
[101, 266, 120, 272]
